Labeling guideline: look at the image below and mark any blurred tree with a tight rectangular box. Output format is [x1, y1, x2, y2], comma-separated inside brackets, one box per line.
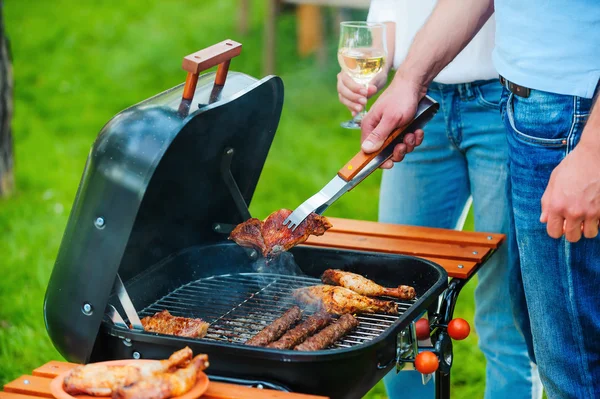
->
[0, 1, 13, 196]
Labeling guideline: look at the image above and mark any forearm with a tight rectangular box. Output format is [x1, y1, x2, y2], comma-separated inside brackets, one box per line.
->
[579, 99, 600, 151]
[396, 0, 494, 88]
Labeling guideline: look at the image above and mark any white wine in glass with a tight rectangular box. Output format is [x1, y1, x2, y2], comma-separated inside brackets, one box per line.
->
[338, 21, 387, 129]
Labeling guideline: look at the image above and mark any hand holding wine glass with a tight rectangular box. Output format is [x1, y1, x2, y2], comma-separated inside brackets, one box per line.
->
[337, 22, 387, 129]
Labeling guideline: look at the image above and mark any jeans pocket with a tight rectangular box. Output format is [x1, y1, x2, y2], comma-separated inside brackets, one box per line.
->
[475, 81, 502, 110]
[506, 92, 572, 148]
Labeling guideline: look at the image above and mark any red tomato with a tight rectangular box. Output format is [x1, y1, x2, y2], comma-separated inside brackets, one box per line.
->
[415, 351, 439, 374]
[415, 318, 430, 340]
[447, 318, 470, 340]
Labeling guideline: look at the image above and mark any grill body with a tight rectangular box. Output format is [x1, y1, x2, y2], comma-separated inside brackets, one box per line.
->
[92, 244, 447, 399]
[43, 63, 448, 399]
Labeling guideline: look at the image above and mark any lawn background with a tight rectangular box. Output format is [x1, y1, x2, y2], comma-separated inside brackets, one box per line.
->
[0, 1, 486, 397]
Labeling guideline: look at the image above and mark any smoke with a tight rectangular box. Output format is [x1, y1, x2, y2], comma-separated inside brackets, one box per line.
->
[251, 251, 305, 277]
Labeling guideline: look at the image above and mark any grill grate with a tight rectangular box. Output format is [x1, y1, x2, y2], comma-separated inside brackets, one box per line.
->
[139, 273, 416, 350]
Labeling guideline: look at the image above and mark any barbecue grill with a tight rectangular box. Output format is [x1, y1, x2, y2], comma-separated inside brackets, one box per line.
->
[43, 41, 487, 399]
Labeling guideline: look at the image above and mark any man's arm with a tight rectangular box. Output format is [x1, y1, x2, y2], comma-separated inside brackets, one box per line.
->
[541, 99, 600, 242]
[360, 0, 495, 166]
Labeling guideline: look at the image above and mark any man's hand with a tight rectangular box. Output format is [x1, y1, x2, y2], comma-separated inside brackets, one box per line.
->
[337, 70, 388, 116]
[541, 144, 600, 242]
[359, 76, 428, 169]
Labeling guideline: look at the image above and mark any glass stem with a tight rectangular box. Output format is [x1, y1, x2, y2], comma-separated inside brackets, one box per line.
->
[355, 83, 369, 121]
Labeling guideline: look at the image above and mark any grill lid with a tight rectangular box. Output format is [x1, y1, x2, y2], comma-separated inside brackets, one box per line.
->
[44, 68, 284, 362]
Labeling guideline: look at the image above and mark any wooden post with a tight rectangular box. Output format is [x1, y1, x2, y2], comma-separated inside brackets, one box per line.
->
[238, 0, 249, 35]
[0, 4, 13, 197]
[263, 0, 277, 75]
[297, 5, 323, 57]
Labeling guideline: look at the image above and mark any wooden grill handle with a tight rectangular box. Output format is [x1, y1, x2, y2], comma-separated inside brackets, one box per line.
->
[337, 124, 408, 181]
[181, 39, 242, 101]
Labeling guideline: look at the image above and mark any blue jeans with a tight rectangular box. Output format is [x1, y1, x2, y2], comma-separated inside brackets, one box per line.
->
[380, 80, 542, 399]
[500, 86, 600, 398]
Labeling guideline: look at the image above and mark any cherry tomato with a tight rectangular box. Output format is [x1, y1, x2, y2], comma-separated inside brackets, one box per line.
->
[415, 351, 439, 374]
[415, 318, 430, 340]
[447, 318, 470, 340]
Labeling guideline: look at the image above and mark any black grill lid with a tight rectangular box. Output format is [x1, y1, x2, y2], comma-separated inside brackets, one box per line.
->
[44, 71, 284, 362]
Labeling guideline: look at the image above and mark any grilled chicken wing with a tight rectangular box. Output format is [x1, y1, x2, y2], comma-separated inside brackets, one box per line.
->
[293, 285, 398, 315]
[63, 347, 193, 396]
[321, 269, 416, 300]
[113, 354, 209, 399]
[229, 209, 332, 257]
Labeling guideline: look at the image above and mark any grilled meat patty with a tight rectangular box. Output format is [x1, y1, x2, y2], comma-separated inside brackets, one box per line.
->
[321, 269, 416, 300]
[245, 306, 303, 346]
[140, 310, 209, 338]
[113, 354, 209, 399]
[293, 285, 398, 315]
[229, 209, 332, 257]
[294, 314, 359, 351]
[266, 312, 333, 349]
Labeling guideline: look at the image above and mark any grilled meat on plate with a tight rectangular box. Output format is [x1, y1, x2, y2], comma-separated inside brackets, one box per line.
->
[295, 314, 359, 351]
[322, 269, 416, 300]
[140, 310, 209, 338]
[63, 347, 193, 396]
[113, 354, 209, 399]
[267, 312, 333, 349]
[229, 209, 332, 257]
[245, 306, 303, 346]
[293, 285, 398, 315]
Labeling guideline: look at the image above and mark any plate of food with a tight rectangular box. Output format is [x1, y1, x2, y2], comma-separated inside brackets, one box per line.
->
[50, 347, 209, 399]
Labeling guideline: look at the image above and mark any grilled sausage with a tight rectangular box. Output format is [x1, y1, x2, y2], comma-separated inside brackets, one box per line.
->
[294, 314, 359, 351]
[245, 306, 302, 346]
[266, 312, 333, 349]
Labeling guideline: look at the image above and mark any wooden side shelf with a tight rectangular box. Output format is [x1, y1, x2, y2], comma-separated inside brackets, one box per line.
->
[304, 217, 505, 279]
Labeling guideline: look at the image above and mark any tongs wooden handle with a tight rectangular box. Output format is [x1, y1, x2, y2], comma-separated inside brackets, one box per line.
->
[338, 125, 410, 181]
[337, 97, 439, 182]
[181, 39, 242, 102]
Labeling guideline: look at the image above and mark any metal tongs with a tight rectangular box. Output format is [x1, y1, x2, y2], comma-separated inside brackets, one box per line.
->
[283, 96, 439, 230]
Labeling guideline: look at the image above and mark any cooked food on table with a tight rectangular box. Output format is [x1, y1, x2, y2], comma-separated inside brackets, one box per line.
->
[140, 310, 209, 338]
[113, 354, 209, 399]
[245, 305, 303, 346]
[63, 347, 199, 396]
[295, 314, 360, 351]
[229, 209, 332, 257]
[321, 269, 416, 300]
[266, 311, 333, 349]
[293, 285, 398, 315]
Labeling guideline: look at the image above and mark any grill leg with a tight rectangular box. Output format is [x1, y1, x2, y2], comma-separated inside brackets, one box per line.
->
[435, 370, 451, 399]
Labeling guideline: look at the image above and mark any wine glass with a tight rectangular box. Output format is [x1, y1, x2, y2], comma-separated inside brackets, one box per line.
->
[337, 21, 387, 129]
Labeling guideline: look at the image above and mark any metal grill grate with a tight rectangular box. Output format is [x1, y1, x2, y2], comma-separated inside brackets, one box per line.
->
[140, 273, 416, 350]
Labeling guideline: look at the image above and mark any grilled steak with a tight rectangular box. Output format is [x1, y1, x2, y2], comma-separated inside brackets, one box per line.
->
[113, 354, 209, 399]
[229, 209, 332, 257]
[227, 218, 267, 255]
[322, 269, 416, 300]
[140, 310, 209, 338]
[63, 347, 193, 396]
[293, 285, 398, 315]
[295, 314, 359, 351]
[266, 312, 333, 349]
[245, 306, 303, 346]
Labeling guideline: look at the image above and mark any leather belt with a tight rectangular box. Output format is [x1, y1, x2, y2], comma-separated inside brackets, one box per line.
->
[499, 75, 531, 98]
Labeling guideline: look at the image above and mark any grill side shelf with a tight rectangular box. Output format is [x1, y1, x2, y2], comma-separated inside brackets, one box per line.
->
[136, 273, 416, 350]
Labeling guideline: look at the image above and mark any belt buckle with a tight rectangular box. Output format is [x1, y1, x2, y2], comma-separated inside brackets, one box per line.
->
[500, 76, 530, 98]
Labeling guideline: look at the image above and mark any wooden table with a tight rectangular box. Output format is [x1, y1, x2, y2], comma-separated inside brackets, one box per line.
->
[305, 217, 504, 279]
[1, 361, 327, 399]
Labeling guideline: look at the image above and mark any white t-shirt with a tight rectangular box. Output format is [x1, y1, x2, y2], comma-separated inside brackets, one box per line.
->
[367, 0, 498, 84]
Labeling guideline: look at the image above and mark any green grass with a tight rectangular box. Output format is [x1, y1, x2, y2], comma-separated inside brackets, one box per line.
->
[0, 1, 484, 397]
